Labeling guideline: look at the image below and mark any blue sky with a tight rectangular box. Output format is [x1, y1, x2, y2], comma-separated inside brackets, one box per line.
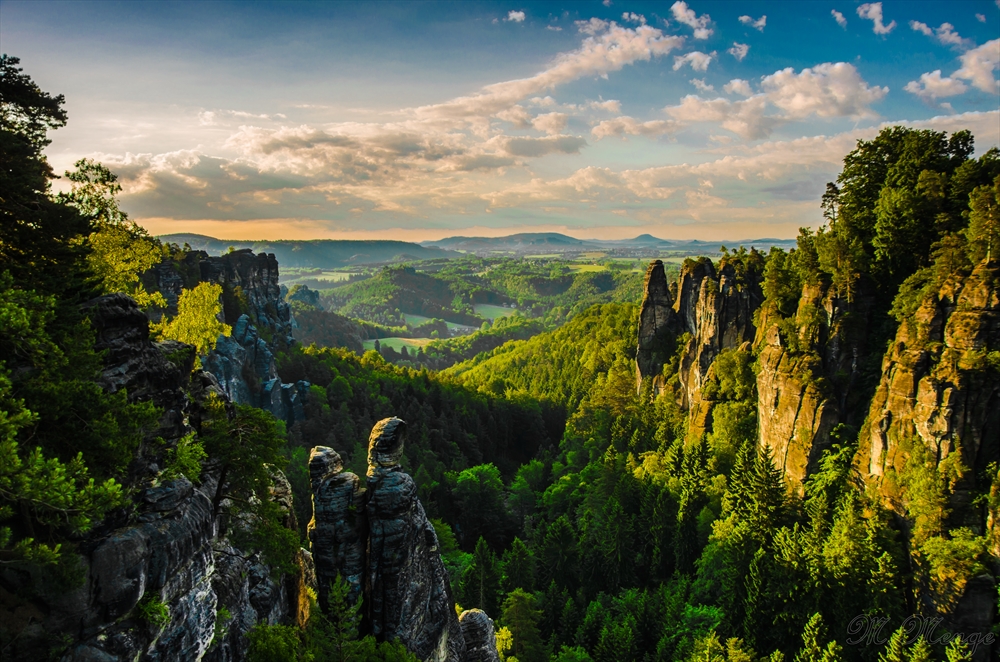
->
[2, 0, 998, 240]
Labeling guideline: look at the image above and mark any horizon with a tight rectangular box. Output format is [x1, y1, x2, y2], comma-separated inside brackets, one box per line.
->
[4, 0, 999, 241]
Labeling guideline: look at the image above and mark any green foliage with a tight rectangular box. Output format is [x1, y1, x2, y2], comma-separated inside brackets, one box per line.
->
[501, 588, 546, 662]
[136, 594, 170, 629]
[462, 537, 502, 616]
[199, 395, 298, 574]
[247, 624, 301, 662]
[58, 158, 167, 309]
[153, 282, 231, 358]
[967, 175, 1000, 262]
[161, 432, 207, 482]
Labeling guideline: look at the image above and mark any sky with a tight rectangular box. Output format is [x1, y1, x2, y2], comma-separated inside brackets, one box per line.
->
[2, 1, 999, 242]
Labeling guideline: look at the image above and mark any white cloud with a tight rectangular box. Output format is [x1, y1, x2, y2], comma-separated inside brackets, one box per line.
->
[591, 116, 679, 139]
[589, 99, 623, 113]
[904, 70, 968, 100]
[831, 10, 847, 28]
[976, 14, 986, 23]
[760, 62, 888, 119]
[414, 21, 684, 121]
[674, 51, 715, 71]
[506, 10, 526, 22]
[954, 39, 1000, 92]
[532, 112, 569, 135]
[728, 42, 749, 61]
[495, 105, 533, 128]
[691, 78, 715, 92]
[603, 0, 612, 6]
[856, 3, 896, 35]
[671, 1, 713, 39]
[910, 21, 974, 50]
[724, 79, 753, 96]
[546, 25, 562, 32]
[622, 12, 646, 24]
[497, 134, 587, 157]
[738, 15, 766, 31]
[666, 95, 774, 140]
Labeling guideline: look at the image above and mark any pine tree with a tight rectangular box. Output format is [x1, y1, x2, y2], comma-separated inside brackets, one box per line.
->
[878, 627, 908, 662]
[501, 588, 546, 662]
[462, 537, 501, 617]
[906, 637, 931, 662]
[944, 636, 972, 662]
[794, 613, 827, 662]
[502, 537, 535, 593]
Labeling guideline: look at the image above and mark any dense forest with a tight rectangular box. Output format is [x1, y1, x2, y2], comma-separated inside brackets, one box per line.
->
[2, 54, 999, 662]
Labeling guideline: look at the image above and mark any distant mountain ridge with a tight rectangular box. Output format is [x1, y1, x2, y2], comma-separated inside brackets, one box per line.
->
[421, 232, 797, 254]
[157, 233, 458, 268]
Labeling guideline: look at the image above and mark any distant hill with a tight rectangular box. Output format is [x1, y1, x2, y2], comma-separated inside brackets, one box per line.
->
[158, 233, 459, 268]
[422, 232, 797, 255]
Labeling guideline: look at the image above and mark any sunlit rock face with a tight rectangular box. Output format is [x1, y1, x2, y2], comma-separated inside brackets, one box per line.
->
[308, 417, 500, 662]
[860, 260, 1000, 505]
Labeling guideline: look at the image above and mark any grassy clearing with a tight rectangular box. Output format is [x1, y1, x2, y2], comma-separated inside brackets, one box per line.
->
[402, 313, 474, 331]
[362, 337, 433, 352]
[568, 264, 608, 273]
[524, 254, 560, 259]
[474, 304, 517, 320]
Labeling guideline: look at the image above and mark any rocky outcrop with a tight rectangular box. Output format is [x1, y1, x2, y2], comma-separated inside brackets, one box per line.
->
[636, 260, 677, 392]
[860, 260, 1000, 502]
[308, 418, 498, 662]
[365, 418, 466, 662]
[308, 446, 365, 610]
[148, 249, 309, 427]
[754, 277, 878, 487]
[459, 610, 500, 662]
[1, 295, 299, 662]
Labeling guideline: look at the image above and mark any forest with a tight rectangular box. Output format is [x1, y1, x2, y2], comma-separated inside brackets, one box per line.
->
[2, 54, 999, 662]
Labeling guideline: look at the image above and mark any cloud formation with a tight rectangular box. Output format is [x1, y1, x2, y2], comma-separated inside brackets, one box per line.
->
[856, 3, 896, 35]
[673, 51, 715, 72]
[728, 42, 749, 61]
[670, 1, 713, 39]
[724, 79, 753, 96]
[591, 116, 678, 139]
[954, 39, 1000, 92]
[506, 10, 525, 22]
[831, 10, 847, 28]
[691, 78, 714, 92]
[909, 21, 974, 50]
[904, 70, 968, 100]
[738, 15, 766, 31]
[414, 20, 684, 121]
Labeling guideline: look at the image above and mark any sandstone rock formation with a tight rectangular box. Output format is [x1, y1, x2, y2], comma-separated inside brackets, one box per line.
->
[860, 260, 1000, 501]
[308, 418, 500, 662]
[459, 610, 500, 662]
[308, 446, 365, 609]
[635, 260, 676, 393]
[147, 249, 309, 426]
[1, 295, 300, 662]
[365, 418, 466, 662]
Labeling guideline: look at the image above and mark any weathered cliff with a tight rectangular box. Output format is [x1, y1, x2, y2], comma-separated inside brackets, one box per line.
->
[148, 249, 309, 427]
[860, 260, 1000, 506]
[2, 295, 299, 662]
[308, 418, 498, 662]
[635, 255, 763, 437]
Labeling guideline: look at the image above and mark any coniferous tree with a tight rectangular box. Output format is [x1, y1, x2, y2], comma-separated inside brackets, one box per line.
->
[502, 537, 535, 593]
[501, 588, 546, 662]
[462, 537, 501, 617]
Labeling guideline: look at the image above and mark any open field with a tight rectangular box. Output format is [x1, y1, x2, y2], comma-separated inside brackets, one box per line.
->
[568, 264, 608, 273]
[362, 337, 433, 352]
[474, 304, 517, 320]
[401, 313, 473, 330]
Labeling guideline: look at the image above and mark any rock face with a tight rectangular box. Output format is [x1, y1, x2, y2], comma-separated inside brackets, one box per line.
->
[458, 610, 500, 662]
[309, 418, 497, 662]
[308, 446, 365, 609]
[859, 261, 1000, 503]
[635, 256, 764, 435]
[148, 249, 309, 427]
[365, 419, 466, 662]
[753, 279, 877, 487]
[635, 260, 676, 392]
[0, 295, 299, 662]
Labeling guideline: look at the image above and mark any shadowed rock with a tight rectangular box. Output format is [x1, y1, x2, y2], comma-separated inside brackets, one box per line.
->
[636, 260, 677, 393]
[307, 446, 365, 609]
[364, 418, 466, 662]
[458, 610, 500, 662]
